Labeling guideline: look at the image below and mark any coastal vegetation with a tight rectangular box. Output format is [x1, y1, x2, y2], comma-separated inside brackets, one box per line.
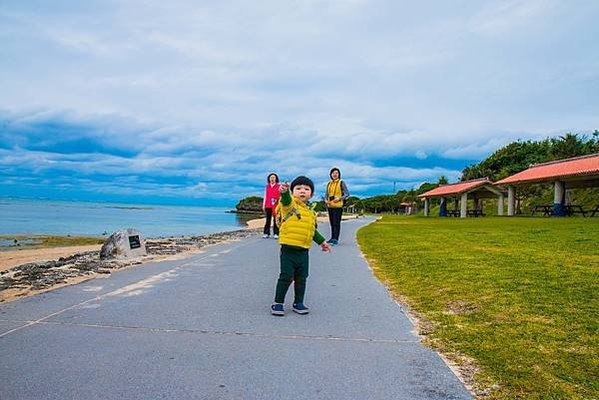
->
[0, 235, 104, 251]
[358, 216, 599, 400]
[234, 196, 263, 214]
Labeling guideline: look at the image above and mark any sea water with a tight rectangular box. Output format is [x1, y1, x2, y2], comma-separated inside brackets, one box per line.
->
[0, 198, 251, 238]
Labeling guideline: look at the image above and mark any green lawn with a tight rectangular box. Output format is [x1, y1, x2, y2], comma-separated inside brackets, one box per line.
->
[357, 216, 599, 400]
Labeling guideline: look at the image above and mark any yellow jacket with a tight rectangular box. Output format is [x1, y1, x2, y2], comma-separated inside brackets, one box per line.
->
[276, 192, 324, 249]
[326, 179, 345, 208]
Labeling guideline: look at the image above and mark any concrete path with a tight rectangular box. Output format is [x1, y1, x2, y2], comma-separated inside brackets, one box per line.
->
[0, 218, 472, 400]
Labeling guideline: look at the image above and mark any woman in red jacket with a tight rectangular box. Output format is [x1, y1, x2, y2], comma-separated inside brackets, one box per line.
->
[263, 173, 281, 238]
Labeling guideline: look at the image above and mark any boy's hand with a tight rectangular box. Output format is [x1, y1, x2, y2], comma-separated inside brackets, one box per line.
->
[320, 242, 332, 252]
[280, 181, 289, 193]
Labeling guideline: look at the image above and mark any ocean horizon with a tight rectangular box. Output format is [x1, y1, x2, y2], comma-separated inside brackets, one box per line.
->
[0, 198, 252, 238]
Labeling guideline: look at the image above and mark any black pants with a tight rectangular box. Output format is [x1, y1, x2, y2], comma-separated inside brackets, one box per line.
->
[263, 208, 279, 235]
[327, 207, 343, 240]
[274, 245, 309, 304]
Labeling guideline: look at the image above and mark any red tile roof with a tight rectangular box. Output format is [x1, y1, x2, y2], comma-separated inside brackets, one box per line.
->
[418, 178, 493, 198]
[495, 153, 599, 185]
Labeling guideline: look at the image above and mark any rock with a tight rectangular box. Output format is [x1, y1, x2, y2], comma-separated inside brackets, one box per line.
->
[100, 229, 147, 260]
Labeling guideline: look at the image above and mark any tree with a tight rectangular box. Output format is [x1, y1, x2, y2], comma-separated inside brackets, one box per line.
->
[416, 182, 438, 195]
[461, 164, 486, 181]
[462, 140, 551, 181]
[550, 133, 589, 159]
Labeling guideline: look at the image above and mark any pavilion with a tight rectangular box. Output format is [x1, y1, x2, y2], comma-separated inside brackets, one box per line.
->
[399, 201, 416, 215]
[495, 153, 599, 216]
[418, 178, 505, 218]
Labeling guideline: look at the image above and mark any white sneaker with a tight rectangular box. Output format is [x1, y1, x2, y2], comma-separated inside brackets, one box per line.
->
[273, 234, 279, 239]
[262, 234, 270, 238]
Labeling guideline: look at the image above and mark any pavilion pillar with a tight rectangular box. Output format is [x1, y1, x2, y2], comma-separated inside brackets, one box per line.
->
[460, 193, 467, 218]
[553, 181, 566, 217]
[507, 186, 515, 216]
[424, 198, 429, 217]
[498, 193, 504, 216]
[439, 197, 447, 217]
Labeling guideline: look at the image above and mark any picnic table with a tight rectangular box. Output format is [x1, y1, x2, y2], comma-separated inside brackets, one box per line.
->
[565, 205, 587, 217]
[467, 209, 485, 217]
[591, 205, 599, 217]
[531, 205, 553, 216]
[446, 210, 461, 217]
[531, 204, 589, 217]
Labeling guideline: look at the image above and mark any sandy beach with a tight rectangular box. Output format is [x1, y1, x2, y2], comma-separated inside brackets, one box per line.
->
[0, 245, 103, 273]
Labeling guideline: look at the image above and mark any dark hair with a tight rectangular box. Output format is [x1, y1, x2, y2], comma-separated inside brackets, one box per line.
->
[329, 167, 341, 179]
[290, 176, 314, 193]
[267, 173, 279, 183]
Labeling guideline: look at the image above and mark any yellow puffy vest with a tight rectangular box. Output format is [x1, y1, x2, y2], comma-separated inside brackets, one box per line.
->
[327, 179, 344, 208]
[276, 198, 317, 249]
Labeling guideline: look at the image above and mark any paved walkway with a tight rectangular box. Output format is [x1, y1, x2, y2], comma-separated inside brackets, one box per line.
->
[0, 218, 472, 400]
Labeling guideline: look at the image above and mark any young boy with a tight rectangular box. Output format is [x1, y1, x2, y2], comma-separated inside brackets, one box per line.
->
[271, 176, 332, 316]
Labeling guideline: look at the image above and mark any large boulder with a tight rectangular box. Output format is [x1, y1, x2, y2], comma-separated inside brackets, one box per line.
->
[100, 228, 147, 260]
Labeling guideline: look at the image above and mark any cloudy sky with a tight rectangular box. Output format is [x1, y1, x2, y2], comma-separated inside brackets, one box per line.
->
[1, 0, 598, 206]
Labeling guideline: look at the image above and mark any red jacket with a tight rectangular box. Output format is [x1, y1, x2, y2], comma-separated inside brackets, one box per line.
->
[263, 183, 281, 209]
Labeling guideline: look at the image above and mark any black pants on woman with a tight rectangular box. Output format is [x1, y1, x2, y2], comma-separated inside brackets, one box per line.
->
[327, 207, 343, 241]
[263, 208, 279, 235]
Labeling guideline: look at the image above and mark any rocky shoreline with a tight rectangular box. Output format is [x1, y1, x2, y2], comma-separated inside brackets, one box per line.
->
[0, 229, 260, 302]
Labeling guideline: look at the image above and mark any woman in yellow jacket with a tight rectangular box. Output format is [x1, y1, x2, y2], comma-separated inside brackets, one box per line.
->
[325, 167, 350, 245]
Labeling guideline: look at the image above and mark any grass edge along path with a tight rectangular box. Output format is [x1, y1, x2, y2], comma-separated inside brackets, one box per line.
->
[357, 216, 598, 400]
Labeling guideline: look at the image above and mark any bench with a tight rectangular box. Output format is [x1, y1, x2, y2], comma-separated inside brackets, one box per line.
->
[531, 205, 553, 216]
[532, 204, 589, 217]
[446, 210, 461, 217]
[467, 209, 485, 217]
[565, 205, 587, 217]
[444, 210, 485, 217]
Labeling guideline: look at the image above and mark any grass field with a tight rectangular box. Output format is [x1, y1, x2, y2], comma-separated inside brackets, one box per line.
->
[357, 216, 598, 400]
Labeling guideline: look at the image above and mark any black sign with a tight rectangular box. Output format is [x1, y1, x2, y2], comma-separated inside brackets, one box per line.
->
[128, 235, 141, 249]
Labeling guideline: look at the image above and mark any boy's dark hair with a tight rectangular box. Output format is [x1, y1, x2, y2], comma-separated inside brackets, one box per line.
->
[267, 173, 279, 183]
[329, 167, 341, 179]
[290, 176, 314, 193]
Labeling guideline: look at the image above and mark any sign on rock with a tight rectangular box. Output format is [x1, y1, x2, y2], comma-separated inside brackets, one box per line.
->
[100, 228, 147, 259]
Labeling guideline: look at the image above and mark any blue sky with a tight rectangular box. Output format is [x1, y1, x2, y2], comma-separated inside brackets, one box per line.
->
[1, 0, 598, 207]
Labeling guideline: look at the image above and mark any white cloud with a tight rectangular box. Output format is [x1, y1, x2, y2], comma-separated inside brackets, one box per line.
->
[469, 0, 556, 36]
[1, 0, 598, 203]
